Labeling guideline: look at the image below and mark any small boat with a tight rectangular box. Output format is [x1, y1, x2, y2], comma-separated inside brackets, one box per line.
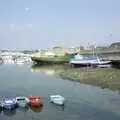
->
[70, 54, 111, 67]
[2, 56, 15, 64]
[2, 98, 17, 110]
[28, 96, 44, 107]
[15, 96, 29, 107]
[50, 95, 65, 106]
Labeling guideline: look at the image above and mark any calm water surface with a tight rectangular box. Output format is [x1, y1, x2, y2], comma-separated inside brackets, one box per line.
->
[0, 64, 120, 120]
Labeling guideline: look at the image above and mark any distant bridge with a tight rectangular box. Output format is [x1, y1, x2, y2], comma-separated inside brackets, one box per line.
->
[80, 50, 120, 61]
[96, 50, 120, 61]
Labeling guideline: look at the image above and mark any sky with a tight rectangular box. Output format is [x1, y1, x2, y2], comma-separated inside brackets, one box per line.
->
[0, 0, 120, 50]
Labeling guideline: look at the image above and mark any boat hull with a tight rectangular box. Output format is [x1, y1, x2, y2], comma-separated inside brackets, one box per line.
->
[70, 61, 111, 68]
[3, 103, 17, 110]
[2, 99, 17, 110]
[17, 102, 28, 108]
[70, 55, 112, 68]
[28, 96, 44, 108]
[3, 105, 15, 110]
[50, 95, 65, 106]
[15, 96, 29, 108]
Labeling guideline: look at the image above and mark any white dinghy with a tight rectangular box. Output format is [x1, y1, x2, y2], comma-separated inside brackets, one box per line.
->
[15, 96, 29, 107]
[50, 95, 65, 105]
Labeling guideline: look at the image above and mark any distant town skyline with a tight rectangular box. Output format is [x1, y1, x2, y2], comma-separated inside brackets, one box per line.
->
[0, 0, 120, 50]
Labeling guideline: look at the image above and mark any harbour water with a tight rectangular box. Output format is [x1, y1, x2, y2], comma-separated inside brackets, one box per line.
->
[0, 64, 120, 120]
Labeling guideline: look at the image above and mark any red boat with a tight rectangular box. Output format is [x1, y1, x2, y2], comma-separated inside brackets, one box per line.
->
[28, 96, 44, 107]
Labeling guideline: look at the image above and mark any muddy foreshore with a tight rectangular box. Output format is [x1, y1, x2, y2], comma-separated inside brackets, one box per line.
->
[32, 65, 120, 91]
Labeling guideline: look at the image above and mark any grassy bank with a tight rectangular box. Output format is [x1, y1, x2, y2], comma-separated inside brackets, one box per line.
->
[32, 65, 120, 91]
[58, 67, 120, 90]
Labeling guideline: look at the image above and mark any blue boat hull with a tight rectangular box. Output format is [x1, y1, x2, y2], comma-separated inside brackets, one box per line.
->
[3, 103, 17, 110]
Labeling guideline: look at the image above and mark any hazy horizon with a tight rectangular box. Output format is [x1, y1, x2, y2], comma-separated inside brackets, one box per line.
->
[0, 0, 120, 50]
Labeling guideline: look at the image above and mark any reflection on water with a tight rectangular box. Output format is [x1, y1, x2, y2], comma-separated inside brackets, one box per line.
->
[31, 64, 120, 91]
[50, 102, 65, 111]
[17, 106, 29, 113]
[0, 108, 2, 114]
[31, 65, 55, 76]
[29, 106, 43, 113]
[1, 105, 43, 116]
[3, 109, 17, 117]
[1, 64, 120, 119]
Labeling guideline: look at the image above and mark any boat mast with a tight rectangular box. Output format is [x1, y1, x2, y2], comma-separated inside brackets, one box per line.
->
[92, 41, 98, 57]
